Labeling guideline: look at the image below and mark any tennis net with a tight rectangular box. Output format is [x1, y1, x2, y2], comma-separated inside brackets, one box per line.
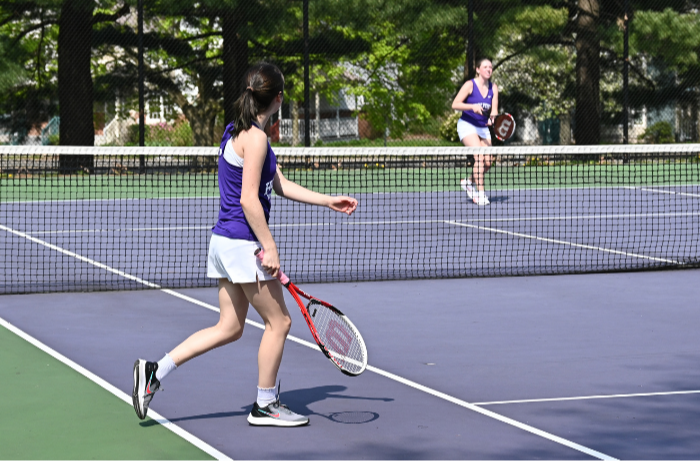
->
[2, 144, 699, 294]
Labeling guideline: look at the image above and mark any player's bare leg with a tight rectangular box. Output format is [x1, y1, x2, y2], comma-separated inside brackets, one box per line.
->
[462, 133, 492, 205]
[242, 279, 308, 426]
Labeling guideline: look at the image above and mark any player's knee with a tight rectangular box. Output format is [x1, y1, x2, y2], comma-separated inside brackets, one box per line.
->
[227, 327, 244, 343]
[217, 323, 244, 343]
[277, 314, 292, 335]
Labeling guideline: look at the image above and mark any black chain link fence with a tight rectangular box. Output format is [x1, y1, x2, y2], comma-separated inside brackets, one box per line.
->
[1, 1, 699, 148]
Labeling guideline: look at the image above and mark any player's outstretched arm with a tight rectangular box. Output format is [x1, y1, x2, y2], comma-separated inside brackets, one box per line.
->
[273, 167, 357, 215]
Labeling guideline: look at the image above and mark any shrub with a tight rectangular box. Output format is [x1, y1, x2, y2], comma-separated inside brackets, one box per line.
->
[640, 121, 674, 144]
[439, 111, 461, 143]
[128, 119, 194, 146]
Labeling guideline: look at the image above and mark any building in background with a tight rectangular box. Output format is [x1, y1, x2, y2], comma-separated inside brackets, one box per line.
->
[273, 89, 363, 145]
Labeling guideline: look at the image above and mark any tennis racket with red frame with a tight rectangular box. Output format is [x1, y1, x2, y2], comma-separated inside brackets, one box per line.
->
[493, 113, 516, 141]
[254, 249, 368, 376]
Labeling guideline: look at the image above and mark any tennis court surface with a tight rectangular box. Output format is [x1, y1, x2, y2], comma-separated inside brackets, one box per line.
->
[2, 145, 700, 459]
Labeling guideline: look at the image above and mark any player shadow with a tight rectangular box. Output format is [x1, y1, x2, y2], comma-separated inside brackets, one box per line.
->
[148, 385, 392, 426]
[140, 407, 251, 427]
[484, 195, 509, 203]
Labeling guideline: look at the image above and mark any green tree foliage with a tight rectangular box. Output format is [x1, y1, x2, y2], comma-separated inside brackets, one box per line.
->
[465, 1, 700, 144]
[92, 10, 227, 145]
[0, 1, 60, 139]
[2, 0, 700, 146]
[302, 0, 465, 140]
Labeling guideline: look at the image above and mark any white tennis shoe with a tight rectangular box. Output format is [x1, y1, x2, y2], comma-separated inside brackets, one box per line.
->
[460, 178, 475, 199]
[473, 192, 490, 206]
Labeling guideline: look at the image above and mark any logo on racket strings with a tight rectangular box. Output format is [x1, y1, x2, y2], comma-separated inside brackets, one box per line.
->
[325, 319, 353, 356]
[497, 118, 513, 138]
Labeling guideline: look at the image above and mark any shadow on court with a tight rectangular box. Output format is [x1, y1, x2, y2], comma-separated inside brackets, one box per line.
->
[484, 195, 510, 203]
[159, 385, 392, 425]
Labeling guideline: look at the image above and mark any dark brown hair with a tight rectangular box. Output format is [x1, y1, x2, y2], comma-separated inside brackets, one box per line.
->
[232, 63, 285, 136]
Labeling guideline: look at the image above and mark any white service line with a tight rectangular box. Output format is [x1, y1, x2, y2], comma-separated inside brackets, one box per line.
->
[455, 211, 700, 223]
[0, 224, 617, 461]
[25, 223, 333, 235]
[0, 224, 160, 288]
[29, 226, 212, 235]
[624, 186, 700, 198]
[474, 389, 700, 406]
[364, 365, 617, 460]
[4, 196, 218, 204]
[446, 220, 681, 265]
[18, 209, 700, 236]
[0, 316, 232, 461]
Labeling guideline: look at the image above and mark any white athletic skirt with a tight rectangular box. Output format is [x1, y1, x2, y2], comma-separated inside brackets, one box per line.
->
[457, 119, 491, 141]
[207, 234, 276, 283]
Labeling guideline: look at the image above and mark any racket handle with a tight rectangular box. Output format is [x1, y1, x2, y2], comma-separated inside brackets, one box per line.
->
[254, 248, 290, 285]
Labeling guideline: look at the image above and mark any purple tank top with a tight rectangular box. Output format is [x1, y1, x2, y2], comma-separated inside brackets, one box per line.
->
[460, 79, 493, 127]
[211, 121, 277, 241]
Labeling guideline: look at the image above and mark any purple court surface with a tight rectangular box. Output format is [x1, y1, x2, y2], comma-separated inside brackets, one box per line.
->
[2, 268, 700, 459]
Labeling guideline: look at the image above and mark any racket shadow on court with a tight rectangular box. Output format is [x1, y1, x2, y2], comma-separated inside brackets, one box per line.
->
[149, 385, 392, 426]
[280, 385, 392, 424]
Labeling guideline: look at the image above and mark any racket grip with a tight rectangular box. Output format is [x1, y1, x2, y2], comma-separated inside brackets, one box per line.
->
[254, 248, 290, 285]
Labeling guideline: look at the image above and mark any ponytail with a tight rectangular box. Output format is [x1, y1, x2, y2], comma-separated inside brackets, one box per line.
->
[232, 63, 285, 137]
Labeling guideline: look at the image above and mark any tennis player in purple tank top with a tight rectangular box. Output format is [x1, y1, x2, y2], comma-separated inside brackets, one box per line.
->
[451, 58, 499, 206]
[132, 63, 358, 427]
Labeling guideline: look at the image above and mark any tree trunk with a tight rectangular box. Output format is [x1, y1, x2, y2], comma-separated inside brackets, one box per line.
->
[182, 103, 219, 147]
[696, 91, 700, 142]
[574, 0, 601, 146]
[58, 0, 95, 172]
[161, 72, 221, 148]
[222, 7, 248, 125]
[292, 100, 300, 146]
[181, 102, 218, 171]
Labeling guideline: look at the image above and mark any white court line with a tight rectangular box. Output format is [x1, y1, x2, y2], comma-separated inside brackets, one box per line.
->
[345, 211, 700, 226]
[0, 224, 616, 461]
[474, 389, 700, 406]
[25, 223, 333, 235]
[624, 186, 700, 198]
[3, 183, 699, 205]
[19, 210, 700, 236]
[0, 225, 160, 288]
[0, 316, 232, 461]
[269, 223, 335, 228]
[446, 221, 681, 265]
[2, 196, 218, 205]
[29, 226, 213, 235]
[457, 212, 700, 223]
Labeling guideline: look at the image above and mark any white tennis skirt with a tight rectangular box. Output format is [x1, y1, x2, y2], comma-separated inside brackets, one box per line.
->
[207, 234, 276, 283]
[457, 119, 491, 141]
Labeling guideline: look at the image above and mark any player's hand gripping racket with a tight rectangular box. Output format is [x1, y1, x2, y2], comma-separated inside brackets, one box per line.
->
[255, 249, 368, 376]
[493, 113, 516, 141]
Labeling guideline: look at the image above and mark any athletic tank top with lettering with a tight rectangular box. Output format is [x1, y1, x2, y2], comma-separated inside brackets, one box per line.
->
[211, 121, 276, 241]
[460, 79, 493, 127]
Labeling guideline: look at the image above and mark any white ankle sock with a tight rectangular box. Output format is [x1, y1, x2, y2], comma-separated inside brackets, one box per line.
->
[257, 386, 276, 407]
[155, 353, 177, 381]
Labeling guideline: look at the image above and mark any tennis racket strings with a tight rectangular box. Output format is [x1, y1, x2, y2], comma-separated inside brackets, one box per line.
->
[307, 299, 366, 375]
